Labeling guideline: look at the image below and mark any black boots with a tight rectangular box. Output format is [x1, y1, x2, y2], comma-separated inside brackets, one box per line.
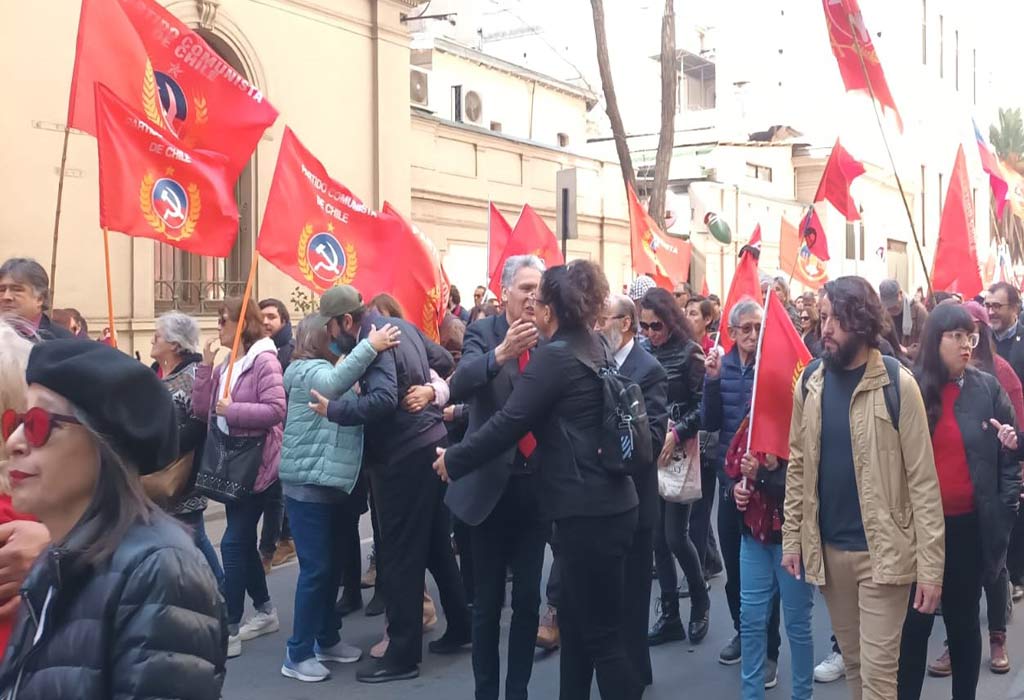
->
[648, 593, 685, 646]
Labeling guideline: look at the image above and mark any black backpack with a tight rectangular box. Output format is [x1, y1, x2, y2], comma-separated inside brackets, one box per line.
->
[571, 347, 653, 477]
[800, 355, 901, 430]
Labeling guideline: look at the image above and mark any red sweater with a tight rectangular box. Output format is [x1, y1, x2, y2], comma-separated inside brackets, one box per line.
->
[932, 384, 975, 516]
[0, 495, 33, 657]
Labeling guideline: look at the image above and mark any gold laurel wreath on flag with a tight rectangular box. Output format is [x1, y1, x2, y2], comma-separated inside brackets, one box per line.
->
[790, 361, 807, 393]
[423, 287, 441, 342]
[139, 173, 200, 242]
[297, 224, 358, 291]
[182, 95, 209, 148]
[142, 61, 162, 125]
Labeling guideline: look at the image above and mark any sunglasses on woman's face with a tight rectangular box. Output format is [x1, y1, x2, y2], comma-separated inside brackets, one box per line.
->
[639, 321, 664, 332]
[1, 407, 81, 448]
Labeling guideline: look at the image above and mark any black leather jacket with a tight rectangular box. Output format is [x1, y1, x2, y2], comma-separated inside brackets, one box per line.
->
[0, 516, 227, 700]
[649, 334, 706, 442]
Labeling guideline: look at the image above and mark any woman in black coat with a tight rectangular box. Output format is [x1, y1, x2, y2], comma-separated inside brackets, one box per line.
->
[0, 340, 227, 700]
[434, 261, 641, 700]
[638, 288, 710, 645]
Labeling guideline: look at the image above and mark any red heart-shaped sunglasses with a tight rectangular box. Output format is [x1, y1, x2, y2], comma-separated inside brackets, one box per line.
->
[1, 407, 81, 448]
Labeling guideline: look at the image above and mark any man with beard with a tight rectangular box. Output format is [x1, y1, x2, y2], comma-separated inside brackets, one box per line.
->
[446, 255, 549, 700]
[782, 276, 944, 700]
[598, 293, 668, 687]
[313, 285, 471, 684]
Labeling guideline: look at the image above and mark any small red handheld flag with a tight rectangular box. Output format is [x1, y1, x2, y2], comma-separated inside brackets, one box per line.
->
[627, 183, 692, 290]
[488, 203, 514, 285]
[814, 140, 865, 221]
[488, 204, 564, 295]
[95, 84, 239, 257]
[748, 292, 813, 460]
[932, 146, 983, 299]
[69, 0, 278, 176]
[719, 226, 764, 353]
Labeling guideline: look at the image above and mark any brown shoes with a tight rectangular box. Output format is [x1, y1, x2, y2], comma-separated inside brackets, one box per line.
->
[536, 606, 560, 650]
[927, 645, 951, 677]
[991, 631, 1011, 674]
[270, 538, 297, 568]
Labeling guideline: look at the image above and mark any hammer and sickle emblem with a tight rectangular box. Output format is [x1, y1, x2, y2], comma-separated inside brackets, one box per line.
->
[313, 242, 341, 276]
[160, 188, 185, 223]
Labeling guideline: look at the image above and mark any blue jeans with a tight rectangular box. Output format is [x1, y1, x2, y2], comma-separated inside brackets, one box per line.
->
[176, 510, 225, 596]
[740, 535, 814, 700]
[222, 490, 273, 626]
[285, 497, 350, 662]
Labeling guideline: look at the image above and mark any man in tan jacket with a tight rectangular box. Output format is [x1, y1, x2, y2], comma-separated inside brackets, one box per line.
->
[781, 276, 945, 700]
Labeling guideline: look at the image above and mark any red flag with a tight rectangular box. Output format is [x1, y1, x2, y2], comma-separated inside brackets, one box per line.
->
[932, 146, 983, 299]
[380, 203, 449, 341]
[488, 203, 513, 283]
[780, 218, 828, 290]
[814, 140, 865, 221]
[719, 226, 764, 353]
[701, 278, 710, 297]
[68, 0, 278, 176]
[822, 0, 902, 131]
[799, 205, 830, 261]
[95, 84, 238, 256]
[627, 183, 692, 290]
[748, 292, 813, 459]
[975, 120, 1010, 219]
[488, 204, 564, 295]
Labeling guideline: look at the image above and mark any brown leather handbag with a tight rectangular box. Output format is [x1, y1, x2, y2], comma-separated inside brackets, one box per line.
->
[142, 451, 195, 509]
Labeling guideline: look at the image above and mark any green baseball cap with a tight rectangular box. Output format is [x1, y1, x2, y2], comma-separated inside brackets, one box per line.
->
[317, 285, 364, 325]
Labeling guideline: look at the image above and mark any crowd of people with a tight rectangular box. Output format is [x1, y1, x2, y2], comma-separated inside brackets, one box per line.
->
[1, 250, 1024, 700]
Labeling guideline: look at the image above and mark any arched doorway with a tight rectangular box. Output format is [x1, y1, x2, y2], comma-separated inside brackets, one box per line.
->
[153, 30, 258, 314]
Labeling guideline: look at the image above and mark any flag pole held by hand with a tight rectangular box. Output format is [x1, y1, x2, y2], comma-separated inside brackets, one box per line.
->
[222, 248, 259, 398]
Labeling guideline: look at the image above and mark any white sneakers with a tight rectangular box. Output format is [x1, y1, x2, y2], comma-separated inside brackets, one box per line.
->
[238, 608, 280, 641]
[315, 641, 363, 664]
[281, 655, 330, 683]
[814, 651, 846, 683]
[227, 634, 241, 659]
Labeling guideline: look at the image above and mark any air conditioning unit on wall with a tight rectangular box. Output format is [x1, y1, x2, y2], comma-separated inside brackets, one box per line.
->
[410, 67, 431, 111]
[452, 85, 484, 125]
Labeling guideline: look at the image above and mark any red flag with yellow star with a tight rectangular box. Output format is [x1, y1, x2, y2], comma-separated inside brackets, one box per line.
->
[68, 0, 278, 176]
[95, 84, 239, 256]
[627, 183, 691, 289]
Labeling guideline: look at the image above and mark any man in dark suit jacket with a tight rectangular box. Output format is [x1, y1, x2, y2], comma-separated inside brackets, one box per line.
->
[599, 293, 669, 687]
[446, 255, 548, 700]
[0, 257, 72, 340]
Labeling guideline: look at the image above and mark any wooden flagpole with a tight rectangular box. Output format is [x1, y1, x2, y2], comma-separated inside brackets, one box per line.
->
[102, 228, 117, 348]
[844, 11, 931, 295]
[221, 247, 260, 398]
[50, 127, 71, 304]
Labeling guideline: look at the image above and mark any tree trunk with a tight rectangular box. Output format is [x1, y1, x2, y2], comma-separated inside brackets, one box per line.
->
[647, 0, 677, 231]
[590, 0, 636, 194]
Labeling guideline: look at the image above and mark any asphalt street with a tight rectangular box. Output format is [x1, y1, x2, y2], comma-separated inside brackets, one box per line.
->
[206, 507, 1024, 699]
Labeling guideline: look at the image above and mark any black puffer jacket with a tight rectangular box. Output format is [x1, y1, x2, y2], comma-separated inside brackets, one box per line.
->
[0, 515, 227, 699]
[649, 334, 706, 442]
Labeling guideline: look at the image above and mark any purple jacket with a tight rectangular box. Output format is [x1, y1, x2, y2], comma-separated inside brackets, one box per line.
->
[192, 349, 286, 494]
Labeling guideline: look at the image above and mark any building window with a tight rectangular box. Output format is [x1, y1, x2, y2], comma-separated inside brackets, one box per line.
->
[154, 30, 252, 315]
[922, 0, 927, 65]
[681, 51, 716, 112]
[921, 164, 927, 247]
[745, 162, 773, 182]
[954, 30, 959, 90]
[939, 15, 944, 78]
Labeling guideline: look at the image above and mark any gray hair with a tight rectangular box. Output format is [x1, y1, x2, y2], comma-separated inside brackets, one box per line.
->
[608, 293, 638, 332]
[0, 258, 50, 310]
[728, 299, 762, 328]
[155, 311, 200, 355]
[500, 255, 546, 290]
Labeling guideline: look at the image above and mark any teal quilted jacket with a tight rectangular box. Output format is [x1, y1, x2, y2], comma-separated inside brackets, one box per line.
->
[279, 340, 378, 494]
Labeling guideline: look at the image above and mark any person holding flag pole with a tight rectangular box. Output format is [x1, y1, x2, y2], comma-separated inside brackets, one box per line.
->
[724, 291, 815, 700]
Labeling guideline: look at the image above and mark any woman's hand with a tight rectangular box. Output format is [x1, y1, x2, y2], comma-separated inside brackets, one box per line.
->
[658, 430, 677, 468]
[739, 453, 759, 481]
[733, 481, 752, 512]
[0, 521, 50, 617]
[368, 323, 402, 353]
[432, 447, 449, 482]
[309, 389, 330, 417]
[764, 454, 779, 471]
[202, 337, 219, 366]
[215, 396, 232, 416]
[990, 419, 1019, 451]
[402, 385, 435, 413]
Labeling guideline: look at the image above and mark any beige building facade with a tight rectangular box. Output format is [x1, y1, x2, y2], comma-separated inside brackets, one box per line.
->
[1, 0, 632, 355]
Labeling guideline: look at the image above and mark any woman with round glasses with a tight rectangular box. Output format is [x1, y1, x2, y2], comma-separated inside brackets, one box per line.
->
[0, 339, 226, 699]
[896, 304, 1022, 700]
[638, 288, 710, 646]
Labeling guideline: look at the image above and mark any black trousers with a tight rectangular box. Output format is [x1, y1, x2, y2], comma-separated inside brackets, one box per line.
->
[653, 499, 709, 611]
[984, 567, 1009, 633]
[718, 489, 781, 657]
[558, 508, 641, 700]
[898, 513, 982, 700]
[622, 526, 654, 686]
[258, 479, 290, 557]
[470, 474, 547, 700]
[1008, 507, 1024, 585]
[689, 455, 721, 570]
[370, 441, 471, 669]
[337, 495, 362, 600]
[546, 527, 561, 608]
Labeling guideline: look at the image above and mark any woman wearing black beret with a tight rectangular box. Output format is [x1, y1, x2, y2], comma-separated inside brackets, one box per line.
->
[0, 339, 227, 699]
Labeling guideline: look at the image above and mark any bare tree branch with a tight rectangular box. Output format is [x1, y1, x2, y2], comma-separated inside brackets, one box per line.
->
[648, 0, 676, 230]
[590, 0, 636, 194]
